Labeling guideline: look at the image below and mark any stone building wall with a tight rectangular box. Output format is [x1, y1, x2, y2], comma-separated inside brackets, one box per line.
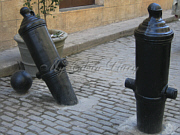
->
[0, 0, 173, 51]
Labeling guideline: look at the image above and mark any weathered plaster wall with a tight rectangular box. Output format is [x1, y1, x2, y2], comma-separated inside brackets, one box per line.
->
[0, 0, 174, 51]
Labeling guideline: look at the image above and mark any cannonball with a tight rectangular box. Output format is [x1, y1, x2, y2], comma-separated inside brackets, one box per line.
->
[11, 70, 32, 94]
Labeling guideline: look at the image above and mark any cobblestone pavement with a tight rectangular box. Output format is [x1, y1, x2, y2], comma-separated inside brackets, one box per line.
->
[0, 21, 180, 135]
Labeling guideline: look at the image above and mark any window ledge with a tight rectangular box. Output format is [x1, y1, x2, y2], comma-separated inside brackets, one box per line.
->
[59, 5, 103, 12]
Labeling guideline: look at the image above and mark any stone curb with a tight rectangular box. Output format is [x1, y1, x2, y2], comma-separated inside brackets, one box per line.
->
[62, 28, 136, 57]
[62, 16, 177, 57]
[0, 14, 177, 78]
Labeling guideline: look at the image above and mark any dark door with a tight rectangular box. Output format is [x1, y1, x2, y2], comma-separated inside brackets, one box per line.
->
[59, 0, 95, 9]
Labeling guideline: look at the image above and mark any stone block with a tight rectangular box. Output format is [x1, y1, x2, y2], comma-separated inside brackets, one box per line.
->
[66, 10, 86, 29]
[116, 6, 126, 21]
[102, 7, 117, 22]
[135, 0, 142, 4]
[0, 2, 1, 22]
[1, 40, 16, 51]
[104, 0, 118, 7]
[1, 20, 17, 41]
[46, 15, 58, 29]
[167, 0, 174, 9]
[85, 23, 102, 31]
[122, 0, 131, 5]
[45, 127, 61, 134]
[16, 19, 22, 33]
[85, 7, 103, 26]
[95, 0, 104, 5]
[2, 0, 21, 21]
[141, 2, 150, 16]
[134, 3, 142, 17]
[0, 22, 2, 42]
[55, 12, 67, 31]
[125, 4, 135, 19]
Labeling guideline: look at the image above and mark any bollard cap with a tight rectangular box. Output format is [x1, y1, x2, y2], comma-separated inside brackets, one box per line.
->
[18, 7, 46, 36]
[134, 3, 174, 42]
[148, 3, 162, 18]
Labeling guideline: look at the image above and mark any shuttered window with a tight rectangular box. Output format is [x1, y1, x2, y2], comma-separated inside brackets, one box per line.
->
[59, 0, 95, 9]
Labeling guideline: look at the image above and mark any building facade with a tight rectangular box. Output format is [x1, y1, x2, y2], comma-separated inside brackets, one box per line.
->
[0, 0, 174, 51]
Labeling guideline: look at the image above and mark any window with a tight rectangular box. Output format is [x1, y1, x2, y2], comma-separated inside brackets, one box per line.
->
[59, 0, 95, 9]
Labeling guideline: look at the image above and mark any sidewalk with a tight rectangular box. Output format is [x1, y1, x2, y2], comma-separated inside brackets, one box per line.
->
[0, 10, 177, 77]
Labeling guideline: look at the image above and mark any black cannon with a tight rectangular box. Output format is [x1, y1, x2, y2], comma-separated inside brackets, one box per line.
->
[125, 3, 178, 134]
[18, 7, 78, 105]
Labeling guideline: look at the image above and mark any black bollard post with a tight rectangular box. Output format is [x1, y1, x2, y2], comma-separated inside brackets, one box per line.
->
[125, 3, 178, 134]
[18, 7, 78, 105]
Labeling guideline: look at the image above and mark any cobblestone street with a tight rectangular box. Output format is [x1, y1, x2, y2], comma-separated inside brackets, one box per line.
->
[0, 21, 180, 135]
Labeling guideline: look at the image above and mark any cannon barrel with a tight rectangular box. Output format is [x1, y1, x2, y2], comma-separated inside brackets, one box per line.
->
[124, 3, 178, 134]
[18, 7, 77, 105]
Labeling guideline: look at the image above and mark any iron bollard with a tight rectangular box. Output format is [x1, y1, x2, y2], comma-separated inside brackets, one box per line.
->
[18, 7, 78, 105]
[125, 3, 178, 134]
